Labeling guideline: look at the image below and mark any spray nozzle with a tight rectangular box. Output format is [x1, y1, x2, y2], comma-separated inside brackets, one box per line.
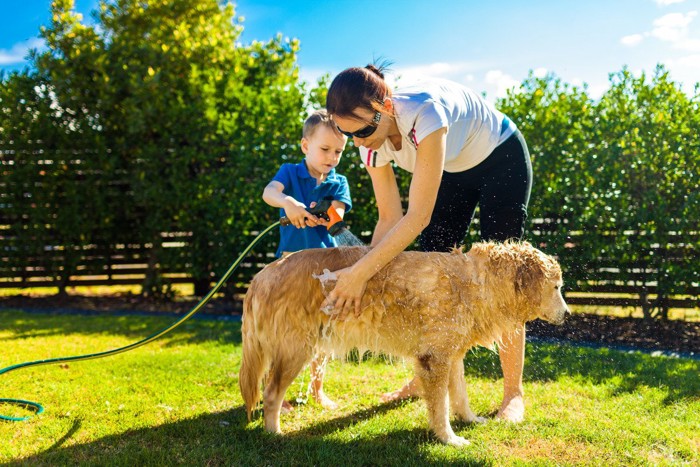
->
[279, 196, 347, 237]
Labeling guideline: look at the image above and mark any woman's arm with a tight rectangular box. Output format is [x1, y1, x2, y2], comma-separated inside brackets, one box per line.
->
[329, 127, 447, 316]
[366, 164, 403, 245]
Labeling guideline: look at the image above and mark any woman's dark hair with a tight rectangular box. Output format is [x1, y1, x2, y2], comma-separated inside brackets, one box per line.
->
[326, 64, 391, 119]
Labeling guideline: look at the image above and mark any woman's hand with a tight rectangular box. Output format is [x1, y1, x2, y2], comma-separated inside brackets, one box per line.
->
[323, 267, 368, 319]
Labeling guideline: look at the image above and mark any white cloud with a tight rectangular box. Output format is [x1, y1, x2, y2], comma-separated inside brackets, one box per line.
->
[298, 67, 332, 86]
[621, 33, 645, 46]
[678, 38, 700, 51]
[390, 61, 491, 94]
[374, 62, 519, 102]
[484, 69, 520, 98]
[0, 38, 44, 65]
[395, 61, 484, 79]
[587, 82, 610, 100]
[651, 11, 697, 42]
[533, 67, 548, 78]
[392, 62, 476, 86]
[620, 10, 698, 52]
[673, 54, 700, 67]
[655, 0, 686, 6]
[664, 54, 700, 93]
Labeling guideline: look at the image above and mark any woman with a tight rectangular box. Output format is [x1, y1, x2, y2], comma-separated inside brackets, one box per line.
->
[325, 64, 532, 422]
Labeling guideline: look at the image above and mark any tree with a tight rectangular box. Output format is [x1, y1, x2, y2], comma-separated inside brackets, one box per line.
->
[593, 66, 700, 318]
[4, 0, 314, 296]
[497, 72, 595, 268]
[499, 66, 700, 318]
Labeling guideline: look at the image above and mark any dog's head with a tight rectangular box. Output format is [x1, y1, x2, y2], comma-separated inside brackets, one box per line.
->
[514, 242, 569, 325]
[469, 241, 570, 325]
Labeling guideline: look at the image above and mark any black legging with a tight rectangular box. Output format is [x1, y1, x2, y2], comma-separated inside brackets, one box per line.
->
[419, 130, 532, 252]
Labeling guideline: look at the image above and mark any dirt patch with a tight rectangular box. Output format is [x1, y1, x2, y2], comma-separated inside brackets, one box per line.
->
[1, 294, 698, 356]
[528, 313, 698, 355]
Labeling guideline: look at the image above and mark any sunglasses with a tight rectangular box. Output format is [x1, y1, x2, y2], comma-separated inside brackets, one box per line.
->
[337, 111, 382, 138]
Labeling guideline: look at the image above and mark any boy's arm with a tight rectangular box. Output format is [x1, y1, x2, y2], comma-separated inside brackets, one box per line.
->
[326, 174, 351, 220]
[262, 181, 321, 228]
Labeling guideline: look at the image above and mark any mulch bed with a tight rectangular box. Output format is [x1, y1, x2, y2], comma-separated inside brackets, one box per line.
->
[1, 294, 698, 356]
[527, 313, 699, 356]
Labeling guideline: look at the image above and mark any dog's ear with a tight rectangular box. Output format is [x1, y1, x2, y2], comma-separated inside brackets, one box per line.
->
[514, 253, 546, 295]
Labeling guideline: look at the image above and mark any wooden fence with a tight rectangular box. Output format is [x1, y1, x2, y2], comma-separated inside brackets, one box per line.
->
[1, 225, 698, 311]
[0, 230, 274, 296]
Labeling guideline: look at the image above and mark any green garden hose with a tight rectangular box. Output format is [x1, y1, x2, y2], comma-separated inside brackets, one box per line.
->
[0, 221, 280, 422]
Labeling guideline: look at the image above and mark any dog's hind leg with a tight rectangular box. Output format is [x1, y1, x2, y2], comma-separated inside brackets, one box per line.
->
[415, 353, 470, 447]
[449, 356, 486, 424]
[263, 347, 313, 433]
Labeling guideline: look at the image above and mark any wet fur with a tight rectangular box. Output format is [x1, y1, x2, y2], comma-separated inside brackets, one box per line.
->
[239, 241, 568, 446]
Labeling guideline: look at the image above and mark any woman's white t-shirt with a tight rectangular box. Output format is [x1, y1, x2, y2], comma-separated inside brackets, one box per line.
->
[359, 78, 516, 173]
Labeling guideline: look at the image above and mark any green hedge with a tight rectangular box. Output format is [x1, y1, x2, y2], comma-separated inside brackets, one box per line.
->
[1, 0, 312, 296]
[1, 1, 699, 318]
[497, 68, 700, 318]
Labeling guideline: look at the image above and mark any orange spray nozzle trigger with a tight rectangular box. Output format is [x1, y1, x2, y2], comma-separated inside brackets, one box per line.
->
[326, 205, 347, 236]
[327, 205, 342, 228]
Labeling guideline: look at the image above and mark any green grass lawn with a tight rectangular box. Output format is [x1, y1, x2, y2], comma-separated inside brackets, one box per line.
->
[1, 309, 698, 466]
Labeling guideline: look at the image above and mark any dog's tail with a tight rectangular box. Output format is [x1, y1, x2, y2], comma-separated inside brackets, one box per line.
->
[239, 292, 267, 422]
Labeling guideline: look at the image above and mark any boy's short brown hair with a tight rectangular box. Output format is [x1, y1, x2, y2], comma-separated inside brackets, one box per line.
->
[302, 109, 345, 139]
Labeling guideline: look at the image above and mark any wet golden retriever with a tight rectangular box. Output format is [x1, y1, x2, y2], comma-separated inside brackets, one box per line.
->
[239, 241, 568, 446]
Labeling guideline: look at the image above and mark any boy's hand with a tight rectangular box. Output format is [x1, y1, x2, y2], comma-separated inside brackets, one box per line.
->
[285, 201, 322, 229]
[309, 201, 330, 227]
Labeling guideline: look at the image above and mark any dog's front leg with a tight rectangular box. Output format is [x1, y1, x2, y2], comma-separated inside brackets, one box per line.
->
[449, 356, 486, 424]
[415, 353, 470, 447]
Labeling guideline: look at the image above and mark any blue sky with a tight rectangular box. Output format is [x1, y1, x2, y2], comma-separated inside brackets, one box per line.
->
[1, 0, 699, 101]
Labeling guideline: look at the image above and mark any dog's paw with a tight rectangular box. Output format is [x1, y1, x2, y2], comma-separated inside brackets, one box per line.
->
[280, 400, 294, 415]
[454, 411, 487, 424]
[464, 415, 487, 424]
[314, 393, 339, 410]
[497, 395, 525, 423]
[444, 434, 471, 447]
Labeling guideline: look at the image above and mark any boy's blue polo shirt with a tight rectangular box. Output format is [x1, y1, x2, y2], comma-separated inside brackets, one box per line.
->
[272, 160, 352, 257]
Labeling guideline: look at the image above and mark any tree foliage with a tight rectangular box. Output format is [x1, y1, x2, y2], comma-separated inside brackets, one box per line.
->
[1, 1, 698, 318]
[1, 0, 313, 296]
[499, 66, 700, 318]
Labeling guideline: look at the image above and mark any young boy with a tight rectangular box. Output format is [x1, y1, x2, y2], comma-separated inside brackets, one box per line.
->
[262, 109, 351, 410]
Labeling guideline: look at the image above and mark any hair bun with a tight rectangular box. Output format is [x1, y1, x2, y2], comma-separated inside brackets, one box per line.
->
[365, 64, 384, 79]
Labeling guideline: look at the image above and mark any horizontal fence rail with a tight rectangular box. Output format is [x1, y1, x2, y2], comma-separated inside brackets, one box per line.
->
[1, 225, 699, 311]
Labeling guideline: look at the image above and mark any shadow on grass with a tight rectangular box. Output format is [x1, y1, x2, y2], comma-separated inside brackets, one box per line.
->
[0, 310, 242, 347]
[10, 405, 490, 466]
[463, 343, 700, 403]
[4, 339, 697, 464]
[3, 310, 697, 411]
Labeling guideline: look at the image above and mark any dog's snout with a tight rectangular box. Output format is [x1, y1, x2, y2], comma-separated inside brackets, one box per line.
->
[554, 307, 570, 325]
